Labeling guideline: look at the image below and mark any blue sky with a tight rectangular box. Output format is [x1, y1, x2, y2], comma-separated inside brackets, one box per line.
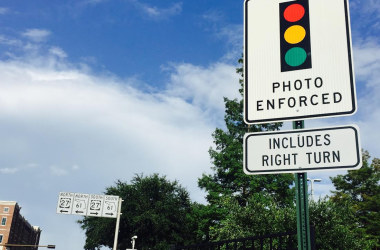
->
[0, 0, 379, 249]
[0, 0, 242, 86]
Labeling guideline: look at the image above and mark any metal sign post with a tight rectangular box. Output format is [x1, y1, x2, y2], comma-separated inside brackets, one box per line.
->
[293, 121, 311, 250]
[113, 198, 123, 250]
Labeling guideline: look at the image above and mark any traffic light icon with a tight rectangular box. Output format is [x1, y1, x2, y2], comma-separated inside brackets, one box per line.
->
[280, 0, 312, 72]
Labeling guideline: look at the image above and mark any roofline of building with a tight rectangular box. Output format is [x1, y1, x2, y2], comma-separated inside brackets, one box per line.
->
[0, 201, 17, 205]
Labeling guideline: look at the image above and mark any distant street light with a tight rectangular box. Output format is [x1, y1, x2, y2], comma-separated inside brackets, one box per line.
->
[131, 236, 137, 249]
[1, 244, 55, 248]
[126, 236, 137, 250]
[307, 178, 322, 200]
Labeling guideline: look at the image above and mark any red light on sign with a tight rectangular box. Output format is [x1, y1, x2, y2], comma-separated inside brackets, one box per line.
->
[284, 4, 305, 22]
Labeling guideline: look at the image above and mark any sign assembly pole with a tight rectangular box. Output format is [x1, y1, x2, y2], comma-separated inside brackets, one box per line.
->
[243, 0, 359, 249]
[113, 198, 123, 250]
[293, 120, 311, 250]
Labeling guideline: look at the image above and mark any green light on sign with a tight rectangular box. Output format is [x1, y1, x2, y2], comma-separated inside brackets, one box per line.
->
[285, 47, 307, 67]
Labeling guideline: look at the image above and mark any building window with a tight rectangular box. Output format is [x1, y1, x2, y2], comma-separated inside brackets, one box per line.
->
[3, 207, 9, 213]
[1, 217, 6, 226]
[0, 234, 3, 243]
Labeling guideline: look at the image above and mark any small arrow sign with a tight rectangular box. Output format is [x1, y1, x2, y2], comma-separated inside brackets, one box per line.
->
[56, 192, 74, 214]
[72, 193, 90, 216]
[102, 195, 119, 218]
[86, 194, 104, 217]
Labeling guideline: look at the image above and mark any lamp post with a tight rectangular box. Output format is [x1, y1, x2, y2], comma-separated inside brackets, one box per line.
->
[307, 178, 322, 200]
[126, 236, 137, 250]
[1, 244, 55, 248]
[131, 236, 137, 249]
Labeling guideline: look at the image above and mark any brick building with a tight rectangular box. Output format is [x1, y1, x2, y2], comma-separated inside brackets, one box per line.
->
[0, 201, 41, 250]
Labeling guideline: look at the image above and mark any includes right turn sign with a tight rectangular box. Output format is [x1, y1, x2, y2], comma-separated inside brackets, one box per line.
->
[244, 125, 362, 174]
[244, 0, 357, 123]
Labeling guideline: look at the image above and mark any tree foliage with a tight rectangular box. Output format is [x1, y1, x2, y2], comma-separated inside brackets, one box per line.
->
[209, 194, 296, 241]
[206, 195, 372, 250]
[309, 198, 373, 250]
[197, 57, 294, 240]
[330, 150, 380, 248]
[78, 174, 197, 250]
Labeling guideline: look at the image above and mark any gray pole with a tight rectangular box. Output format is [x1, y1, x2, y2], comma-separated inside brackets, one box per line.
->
[307, 178, 322, 201]
[310, 180, 314, 200]
[113, 198, 123, 250]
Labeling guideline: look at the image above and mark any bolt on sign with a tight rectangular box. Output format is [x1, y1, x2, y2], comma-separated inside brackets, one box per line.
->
[244, 125, 361, 174]
[244, 0, 357, 123]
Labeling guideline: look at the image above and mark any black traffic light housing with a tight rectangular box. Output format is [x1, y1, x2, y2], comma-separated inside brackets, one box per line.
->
[279, 0, 312, 72]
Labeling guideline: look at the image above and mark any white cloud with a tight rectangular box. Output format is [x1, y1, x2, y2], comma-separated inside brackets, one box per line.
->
[82, 0, 108, 5]
[26, 163, 39, 168]
[0, 7, 9, 15]
[0, 35, 23, 47]
[351, 0, 380, 16]
[130, 0, 182, 20]
[72, 164, 80, 170]
[22, 29, 51, 43]
[202, 10, 224, 23]
[165, 62, 240, 124]
[49, 47, 67, 59]
[201, 12, 242, 62]
[353, 39, 380, 87]
[50, 166, 69, 176]
[0, 168, 19, 174]
[350, 0, 380, 35]
[217, 24, 243, 61]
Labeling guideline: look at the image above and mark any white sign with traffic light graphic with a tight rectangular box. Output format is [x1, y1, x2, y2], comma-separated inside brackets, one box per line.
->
[244, 0, 356, 123]
[56, 193, 119, 218]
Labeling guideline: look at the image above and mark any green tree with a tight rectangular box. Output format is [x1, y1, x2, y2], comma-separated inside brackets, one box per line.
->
[209, 194, 296, 241]
[309, 198, 373, 250]
[197, 57, 294, 239]
[78, 174, 197, 250]
[205, 195, 372, 250]
[330, 150, 380, 248]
